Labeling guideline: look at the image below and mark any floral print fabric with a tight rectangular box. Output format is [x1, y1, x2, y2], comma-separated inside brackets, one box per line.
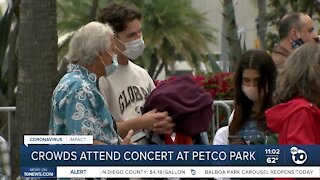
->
[49, 64, 119, 145]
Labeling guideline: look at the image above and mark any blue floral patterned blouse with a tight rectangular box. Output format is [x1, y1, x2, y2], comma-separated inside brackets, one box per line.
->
[49, 64, 119, 145]
[238, 120, 266, 144]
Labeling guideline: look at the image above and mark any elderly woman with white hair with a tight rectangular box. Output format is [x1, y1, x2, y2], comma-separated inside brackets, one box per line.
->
[49, 21, 132, 145]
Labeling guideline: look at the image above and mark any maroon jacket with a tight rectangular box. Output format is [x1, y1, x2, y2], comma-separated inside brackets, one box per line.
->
[144, 76, 213, 136]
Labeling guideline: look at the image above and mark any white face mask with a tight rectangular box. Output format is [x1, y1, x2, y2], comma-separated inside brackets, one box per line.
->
[242, 85, 259, 101]
[121, 37, 145, 60]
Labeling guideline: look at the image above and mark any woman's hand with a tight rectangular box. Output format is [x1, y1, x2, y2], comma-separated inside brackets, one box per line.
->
[121, 129, 134, 145]
[141, 109, 175, 134]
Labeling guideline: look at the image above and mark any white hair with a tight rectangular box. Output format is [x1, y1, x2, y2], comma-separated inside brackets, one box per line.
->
[67, 21, 114, 65]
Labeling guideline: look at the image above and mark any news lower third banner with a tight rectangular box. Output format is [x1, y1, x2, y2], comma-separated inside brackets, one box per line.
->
[20, 136, 320, 178]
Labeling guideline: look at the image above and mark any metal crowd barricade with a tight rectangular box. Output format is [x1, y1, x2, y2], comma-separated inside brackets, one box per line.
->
[0, 107, 15, 148]
[211, 100, 233, 143]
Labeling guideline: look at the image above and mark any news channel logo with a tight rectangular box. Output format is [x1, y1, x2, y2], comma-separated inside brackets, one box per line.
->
[290, 146, 307, 165]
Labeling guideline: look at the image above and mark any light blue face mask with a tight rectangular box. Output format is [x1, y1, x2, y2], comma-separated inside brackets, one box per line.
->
[105, 53, 118, 76]
[101, 52, 118, 76]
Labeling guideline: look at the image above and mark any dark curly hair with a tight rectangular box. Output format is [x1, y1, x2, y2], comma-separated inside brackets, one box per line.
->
[98, 2, 141, 34]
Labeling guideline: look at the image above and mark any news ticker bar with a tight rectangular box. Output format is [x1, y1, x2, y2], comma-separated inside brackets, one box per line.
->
[22, 166, 320, 178]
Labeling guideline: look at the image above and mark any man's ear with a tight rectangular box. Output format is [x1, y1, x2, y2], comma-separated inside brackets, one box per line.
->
[290, 28, 300, 39]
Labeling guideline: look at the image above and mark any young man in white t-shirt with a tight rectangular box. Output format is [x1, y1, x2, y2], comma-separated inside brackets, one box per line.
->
[98, 2, 174, 139]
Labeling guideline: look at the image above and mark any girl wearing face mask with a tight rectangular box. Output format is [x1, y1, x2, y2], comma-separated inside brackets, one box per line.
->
[213, 50, 277, 180]
[228, 50, 277, 145]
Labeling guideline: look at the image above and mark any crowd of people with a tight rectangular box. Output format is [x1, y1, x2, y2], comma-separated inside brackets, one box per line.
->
[46, 0, 320, 152]
[4, 1, 320, 180]
[215, 12, 320, 146]
[213, 11, 320, 180]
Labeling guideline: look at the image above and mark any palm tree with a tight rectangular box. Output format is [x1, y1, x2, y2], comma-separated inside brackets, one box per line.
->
[56, 0, 109, 81]
[57, 0, 102, 34]
[13, 0, 57, 178]
[129, 0, 215, 79]
[0, 0, 19, 108]
[0, 0, 20, 145]
[55, 0, 215, 79]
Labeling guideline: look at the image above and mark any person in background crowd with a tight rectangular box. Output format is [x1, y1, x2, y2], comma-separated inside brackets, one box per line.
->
[98, 2, 174, 141]
[215, 50, 277, 145]
[0, 136, 10, 180]
[266, 43, 320, 145]
[49, 21, 133, 145]
[272, 12, 317, 72]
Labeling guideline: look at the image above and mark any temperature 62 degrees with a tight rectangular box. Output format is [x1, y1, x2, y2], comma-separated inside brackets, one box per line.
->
[266, 156, 278, 164]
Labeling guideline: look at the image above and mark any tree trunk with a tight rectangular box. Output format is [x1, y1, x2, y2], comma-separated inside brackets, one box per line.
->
[148, 49, 159, 80]
[221, 5, 229, 72]
[88, 0, 99, 21]
[257, 0, 267, 50]
[154, 62, 164, 80]
[222, 0, 242, 72]
[7, 23, 19, 106]
[13, 0, 57, 178]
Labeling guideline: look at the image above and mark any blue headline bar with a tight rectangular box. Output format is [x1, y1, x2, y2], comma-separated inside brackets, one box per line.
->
[20, 145, 320, 167]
